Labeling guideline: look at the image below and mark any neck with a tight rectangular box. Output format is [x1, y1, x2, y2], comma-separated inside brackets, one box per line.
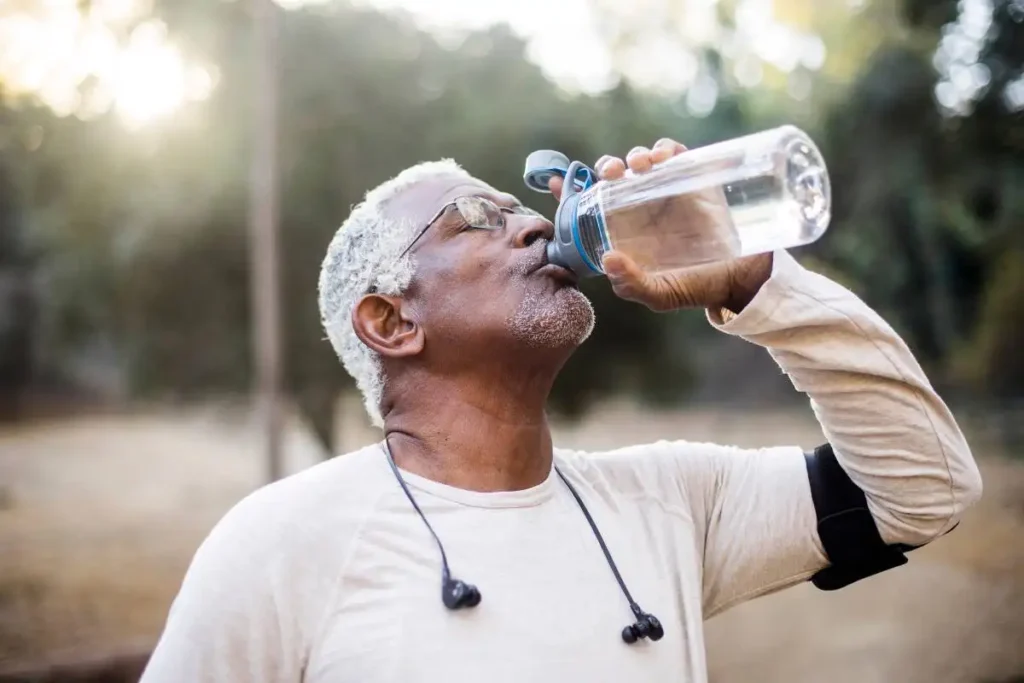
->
[383, 364, 558, 492]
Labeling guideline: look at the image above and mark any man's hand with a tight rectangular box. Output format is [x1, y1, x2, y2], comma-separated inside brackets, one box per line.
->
[548, 137, 773, 314]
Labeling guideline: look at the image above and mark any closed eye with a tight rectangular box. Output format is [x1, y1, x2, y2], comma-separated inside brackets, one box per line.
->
[438, 205, 473, 232]
[456, 217, 502, 233]
[435, 210, 482, 237]
[504, 205, 544, 218]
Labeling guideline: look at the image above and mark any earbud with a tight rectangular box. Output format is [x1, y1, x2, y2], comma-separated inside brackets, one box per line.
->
[442, 577, 482, 610]
[621, 613, 664, 644]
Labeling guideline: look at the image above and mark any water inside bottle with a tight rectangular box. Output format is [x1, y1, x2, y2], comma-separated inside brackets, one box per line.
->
[581, 132, 829, 274]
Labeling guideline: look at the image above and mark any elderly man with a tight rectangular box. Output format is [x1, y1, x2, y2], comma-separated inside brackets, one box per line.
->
[142, 138, 982, 682]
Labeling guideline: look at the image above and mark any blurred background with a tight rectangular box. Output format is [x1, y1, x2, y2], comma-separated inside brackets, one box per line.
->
[0, 0, 1023, 680]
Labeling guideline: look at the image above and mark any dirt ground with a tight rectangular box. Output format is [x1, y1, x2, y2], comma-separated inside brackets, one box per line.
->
[1, 401, 1022, 682]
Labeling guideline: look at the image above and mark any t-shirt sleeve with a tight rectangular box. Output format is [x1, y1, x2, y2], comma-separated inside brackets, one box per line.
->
[583, 439, 826, 619]
[140, 490, 311, 683]
[671, 441, 826, 618]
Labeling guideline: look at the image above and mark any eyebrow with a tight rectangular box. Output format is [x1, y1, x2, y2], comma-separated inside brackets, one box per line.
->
[432, 190, 520, 226]
[476, 191, 520, 209]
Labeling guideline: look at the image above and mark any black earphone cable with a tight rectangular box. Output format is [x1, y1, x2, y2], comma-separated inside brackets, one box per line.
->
[553, 466, 644, 619]
[382, 437, 661, 642]
[383, 439, 454, 583]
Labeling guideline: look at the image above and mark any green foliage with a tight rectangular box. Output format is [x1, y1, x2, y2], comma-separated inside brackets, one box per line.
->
[956, 249, 1024, 399]
[0, 136, 34, 418]
[814, 0, 1024, 391]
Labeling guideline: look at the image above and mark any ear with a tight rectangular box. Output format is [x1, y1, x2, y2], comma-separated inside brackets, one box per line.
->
[351, 293, 425, 359]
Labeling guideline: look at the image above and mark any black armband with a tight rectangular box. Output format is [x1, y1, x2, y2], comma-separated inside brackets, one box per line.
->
[805, 443, 916, 590]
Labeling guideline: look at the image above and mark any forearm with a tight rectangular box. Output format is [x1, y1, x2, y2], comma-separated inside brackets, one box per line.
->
[709, 250, 983, 547]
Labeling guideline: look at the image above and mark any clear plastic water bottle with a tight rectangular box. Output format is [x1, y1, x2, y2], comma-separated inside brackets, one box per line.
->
[523, 125, 830, 277]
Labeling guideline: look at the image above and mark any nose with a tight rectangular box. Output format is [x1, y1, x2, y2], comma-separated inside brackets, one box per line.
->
[512, 215, 554, 249]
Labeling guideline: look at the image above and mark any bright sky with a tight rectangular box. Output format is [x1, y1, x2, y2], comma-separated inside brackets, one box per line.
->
[344, 0, 829, 94]
[0, 0, 829, 128]
[0, 0, 215, 128]
[0, 0, 1001, 129]
[330, 0, 835, 120]
[344, 0, 619, 93]
[346, 0, 833, 116]
[0, 0, 619, 128]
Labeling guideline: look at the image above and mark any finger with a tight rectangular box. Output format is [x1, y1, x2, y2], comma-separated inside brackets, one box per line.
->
[547, 175, 564, 201]
[653, 137, 687, 153]
[602, 250, 649, 297]
[625, 146, 654, 174]
[594, 155, 615, 171]
[597, 156, 626, 181]
[651, 137, 686, 165]
[602, 249, 644, 280]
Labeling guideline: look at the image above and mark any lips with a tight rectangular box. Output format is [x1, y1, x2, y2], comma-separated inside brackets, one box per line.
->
[534, 262, 579, 286]
[521, 241, 579, 287]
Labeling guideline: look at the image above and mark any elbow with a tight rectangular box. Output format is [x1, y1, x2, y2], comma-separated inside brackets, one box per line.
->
[874, 434, 983, 547]
[951, 446, 983, 517]
[942, 421, 983, 520]
[918, 435, 984, 542]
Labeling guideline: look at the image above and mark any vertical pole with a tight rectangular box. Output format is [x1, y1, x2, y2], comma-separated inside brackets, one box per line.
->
[250, 0, 283, 482]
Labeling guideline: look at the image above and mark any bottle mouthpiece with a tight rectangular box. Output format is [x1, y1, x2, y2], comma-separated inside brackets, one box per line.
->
[546, 240, 567, 270]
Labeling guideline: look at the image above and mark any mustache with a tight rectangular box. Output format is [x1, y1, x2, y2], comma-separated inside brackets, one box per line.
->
[511, 239, 550, 276]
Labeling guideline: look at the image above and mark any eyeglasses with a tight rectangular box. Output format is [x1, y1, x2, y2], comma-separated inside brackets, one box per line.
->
[398, 196, 544, 259]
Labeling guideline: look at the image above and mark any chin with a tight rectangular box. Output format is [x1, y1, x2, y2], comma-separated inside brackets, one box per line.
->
[507, 286, 596, 349]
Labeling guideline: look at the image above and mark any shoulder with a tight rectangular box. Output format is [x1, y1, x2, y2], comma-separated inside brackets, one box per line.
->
[191, 443, 393, 577]
[553, 439, 723, 502]
[144, 448, 397, 678]
[246, 441, 393, 517]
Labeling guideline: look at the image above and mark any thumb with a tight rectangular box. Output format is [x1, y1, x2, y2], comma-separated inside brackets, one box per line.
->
[547, 175, 564, 202]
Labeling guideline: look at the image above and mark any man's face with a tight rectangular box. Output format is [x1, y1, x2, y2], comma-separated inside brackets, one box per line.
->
[386, 173, 595, 363]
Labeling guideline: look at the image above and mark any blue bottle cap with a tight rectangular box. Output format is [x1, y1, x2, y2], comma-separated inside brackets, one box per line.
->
[523, 149, 571, 193]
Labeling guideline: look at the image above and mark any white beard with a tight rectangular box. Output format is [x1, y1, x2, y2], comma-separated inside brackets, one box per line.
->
[506, 287, 596, 349]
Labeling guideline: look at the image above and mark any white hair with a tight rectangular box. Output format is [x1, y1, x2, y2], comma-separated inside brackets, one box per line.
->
[318, 159, 474, 428]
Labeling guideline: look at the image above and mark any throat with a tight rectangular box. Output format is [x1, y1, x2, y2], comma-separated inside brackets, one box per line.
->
[383, 395, 555, 493]
[381, 343, 567, 492]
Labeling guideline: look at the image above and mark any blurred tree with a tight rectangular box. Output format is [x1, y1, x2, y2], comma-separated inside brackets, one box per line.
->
[819, 0, 1024, 395]
[0, 2, 711, 449]
[0, 109, 35, 420]
[585, 0, 905, 119]
[1, 0, 1022, 451]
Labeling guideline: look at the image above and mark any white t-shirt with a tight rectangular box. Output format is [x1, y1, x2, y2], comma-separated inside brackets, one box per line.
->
[141, 251, 982, 683]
